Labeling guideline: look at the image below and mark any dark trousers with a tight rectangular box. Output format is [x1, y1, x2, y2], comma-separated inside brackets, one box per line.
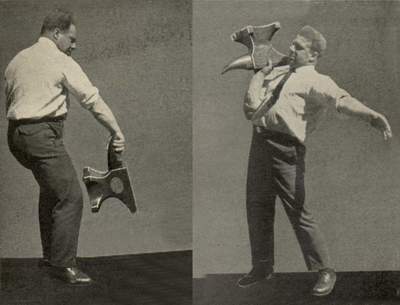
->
[7, 119, 82, 268]
[246, 128, 330, 271]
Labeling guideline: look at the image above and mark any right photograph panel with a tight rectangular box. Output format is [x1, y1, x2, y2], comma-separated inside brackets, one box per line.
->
[193, 0, 400, 303]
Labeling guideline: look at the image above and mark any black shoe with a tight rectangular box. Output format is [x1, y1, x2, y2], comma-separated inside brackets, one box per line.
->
[237, 265, 273, 288]
[312, 268, 336, 296]
[47, 265, 92, 285]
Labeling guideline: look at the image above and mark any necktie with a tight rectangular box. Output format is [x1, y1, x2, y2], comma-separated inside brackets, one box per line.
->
[265, 69, 293, 110]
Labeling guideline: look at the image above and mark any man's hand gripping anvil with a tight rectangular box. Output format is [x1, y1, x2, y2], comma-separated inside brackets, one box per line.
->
[111, 130, 126, 153]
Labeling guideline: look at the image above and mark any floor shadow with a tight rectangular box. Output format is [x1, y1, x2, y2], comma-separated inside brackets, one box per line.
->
[194, 271, 400, 305]
[1, 250, 192, 305]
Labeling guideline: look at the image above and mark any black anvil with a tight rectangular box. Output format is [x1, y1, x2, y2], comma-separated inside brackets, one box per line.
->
[82, 140, 136, 214]
[222, 21, 290, 74]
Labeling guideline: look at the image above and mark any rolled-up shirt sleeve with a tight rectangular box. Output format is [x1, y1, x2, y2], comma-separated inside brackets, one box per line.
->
[310, 76, 351, 110]
[61, 57, 100, 109]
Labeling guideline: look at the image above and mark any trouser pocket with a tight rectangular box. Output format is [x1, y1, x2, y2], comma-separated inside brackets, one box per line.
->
[11, 122, 64, 159]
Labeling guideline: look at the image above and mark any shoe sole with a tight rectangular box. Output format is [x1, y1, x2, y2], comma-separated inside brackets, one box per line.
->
[45, 269, 93, 285]
[52, 276, 93, 286]
[312, 289, 334, 297]
[67, 281, 93, 286]
[237, 273, 273, 288]
[312, 283, 336, 297]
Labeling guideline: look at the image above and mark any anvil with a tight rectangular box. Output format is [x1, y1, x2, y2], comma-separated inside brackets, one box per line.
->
[222, 21, 290, 74]
[82, 140, 136, 213]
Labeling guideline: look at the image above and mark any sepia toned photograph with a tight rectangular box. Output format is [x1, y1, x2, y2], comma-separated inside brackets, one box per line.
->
[193, 0, 400, 304]
[0, 0, 192, 304]
[4, 0, 400, 304]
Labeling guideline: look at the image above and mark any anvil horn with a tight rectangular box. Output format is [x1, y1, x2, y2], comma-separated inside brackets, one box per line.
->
[221, 48, 290, 74]
[222, 21, 290, 74]
[222, 54, 253, 74]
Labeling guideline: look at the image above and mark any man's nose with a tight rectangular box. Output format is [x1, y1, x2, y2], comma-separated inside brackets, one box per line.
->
[289, 45, 295, 53]
[71, 43, 76, 50]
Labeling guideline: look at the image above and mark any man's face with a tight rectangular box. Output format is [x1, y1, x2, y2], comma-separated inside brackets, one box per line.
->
[55, 24, 77, 56]
[288, 35, 316, 68]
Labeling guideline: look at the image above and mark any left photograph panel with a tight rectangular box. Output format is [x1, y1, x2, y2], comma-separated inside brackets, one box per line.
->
[0, 1, 192, 304]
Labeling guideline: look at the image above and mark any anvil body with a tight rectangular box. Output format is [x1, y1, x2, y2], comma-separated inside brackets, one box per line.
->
[82, 141, 136, 213]
[222, 21, 290, 74]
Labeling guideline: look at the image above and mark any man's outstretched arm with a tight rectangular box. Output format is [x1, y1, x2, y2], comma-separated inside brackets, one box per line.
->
[337, 96, 392, 140]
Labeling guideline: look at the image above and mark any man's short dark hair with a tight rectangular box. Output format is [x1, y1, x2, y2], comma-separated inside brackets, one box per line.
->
[298, 25, 327, 55]
[40, 9, 75, 34]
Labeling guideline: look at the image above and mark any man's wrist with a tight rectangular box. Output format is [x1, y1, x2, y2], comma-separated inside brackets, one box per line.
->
[110, 128, 122, 136]
[368, 111, 379, 123]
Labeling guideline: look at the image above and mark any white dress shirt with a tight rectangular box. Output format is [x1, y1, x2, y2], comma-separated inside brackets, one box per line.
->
[5, 37, 100, 120]
[251, 65, 350, 143]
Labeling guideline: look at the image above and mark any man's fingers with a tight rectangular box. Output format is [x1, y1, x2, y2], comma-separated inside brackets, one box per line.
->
[112, 139, 125, 144]
[112, 143, 124, 147]
[113, 146, 124, 152]
[112, 141, 125, 147]
[112, 144, 125, 153]
[385, 128, 392, 138]
[111, 138, 125, 152]
[383, 117, 392, 139]
[372, 115, 392, 140]
[382, 128, 392, 141]
[261, 59, 273, 74]
[385, 129, 392, 139]
[110, 131, 126, 152]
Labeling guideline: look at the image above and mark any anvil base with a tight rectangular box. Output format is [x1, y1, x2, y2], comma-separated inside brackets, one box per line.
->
[82, 166, 136, 213]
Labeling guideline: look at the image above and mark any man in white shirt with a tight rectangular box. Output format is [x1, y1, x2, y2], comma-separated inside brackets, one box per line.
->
[5, 9, 125, 284]
[238, 25, 392, 296]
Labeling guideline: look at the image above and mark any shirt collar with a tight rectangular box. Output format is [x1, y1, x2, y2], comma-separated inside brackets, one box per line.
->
[38, 37, 60, 52]
[293, 65, 315, 73]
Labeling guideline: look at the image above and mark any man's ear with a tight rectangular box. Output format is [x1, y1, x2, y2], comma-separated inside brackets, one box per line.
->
[310, 50, 320, 62]
[53, 28, 61, 40]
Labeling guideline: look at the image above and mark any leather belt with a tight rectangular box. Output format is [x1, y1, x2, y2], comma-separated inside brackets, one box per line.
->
[254, 125, 302, 147]
[9, 114, 67, 126]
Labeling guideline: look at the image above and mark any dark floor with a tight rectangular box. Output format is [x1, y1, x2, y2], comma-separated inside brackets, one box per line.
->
[1, 250, 192, 305]
[194, 271, 400, 305]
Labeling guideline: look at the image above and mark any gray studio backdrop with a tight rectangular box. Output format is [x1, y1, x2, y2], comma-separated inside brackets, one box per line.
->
[0, 0, 191, 257]
[194, 0, 400, 277]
